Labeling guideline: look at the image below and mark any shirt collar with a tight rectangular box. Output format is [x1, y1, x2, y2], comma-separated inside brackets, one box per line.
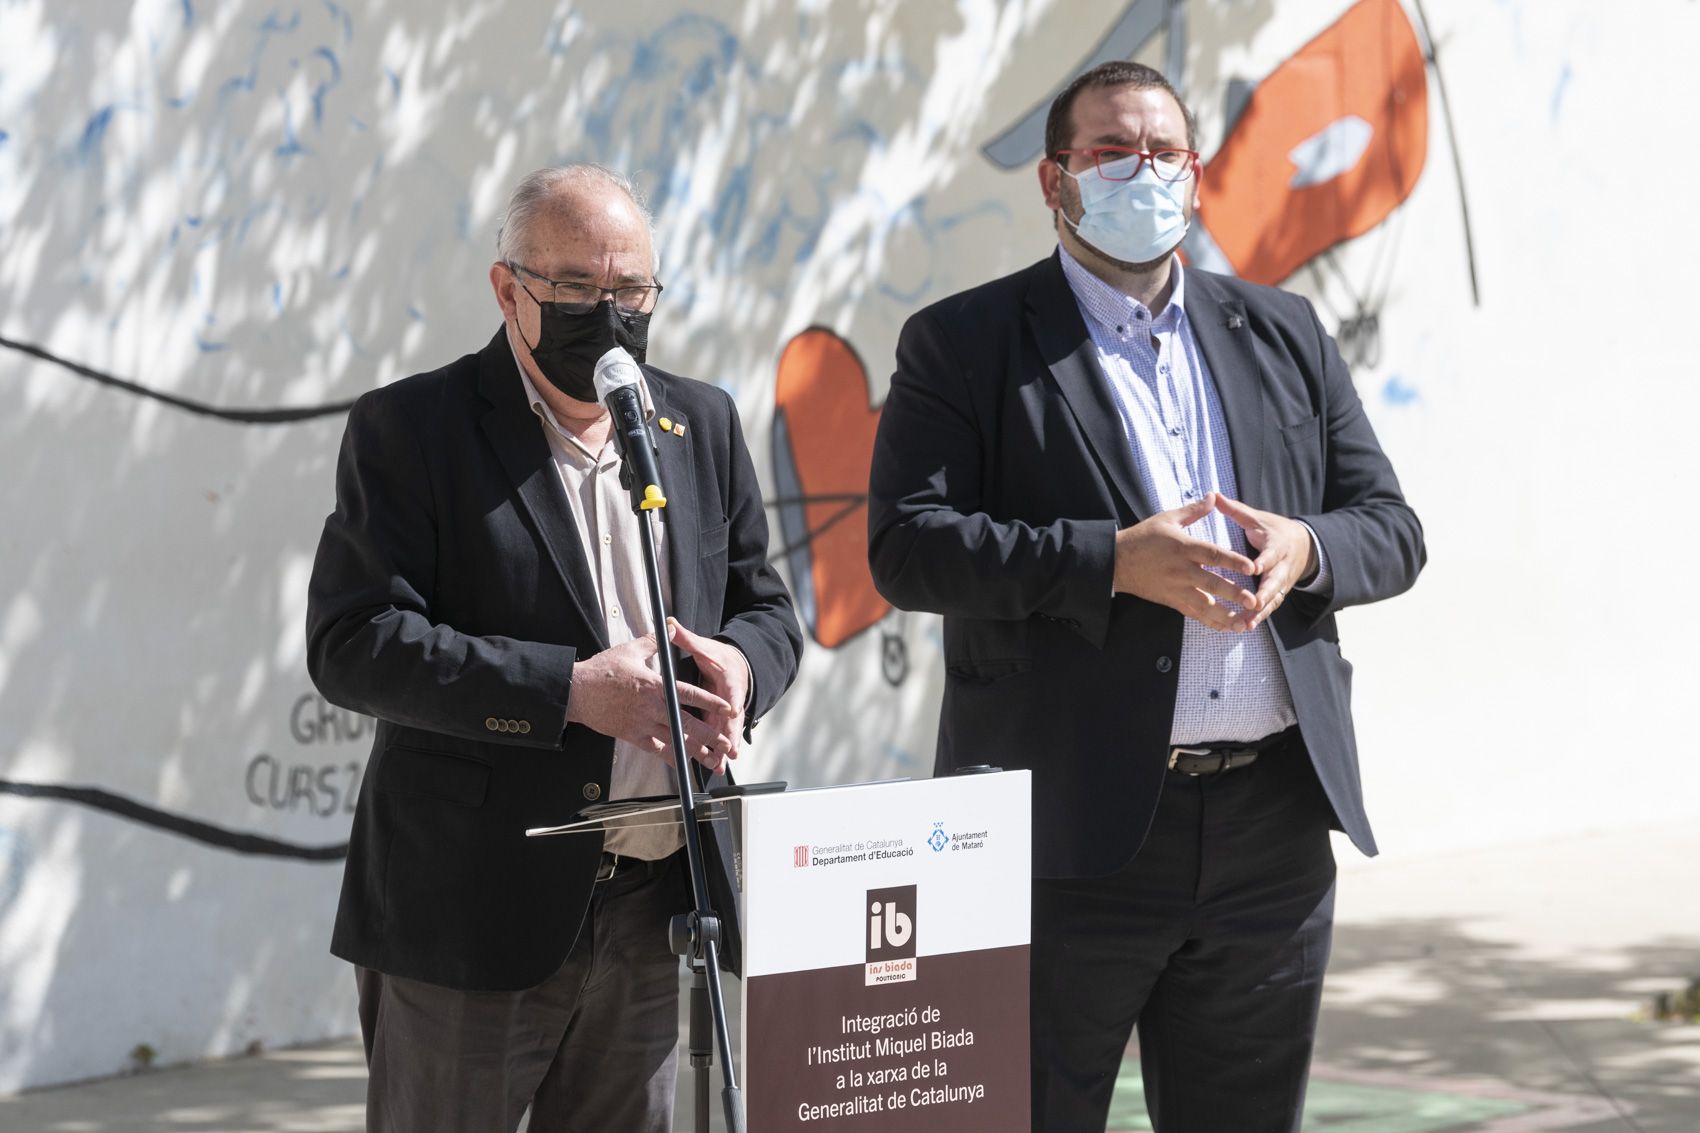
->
[1057, 243, 1189, 336]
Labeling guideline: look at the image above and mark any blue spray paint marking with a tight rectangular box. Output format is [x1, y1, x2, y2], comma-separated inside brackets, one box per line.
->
[1550, 61, 1572, 122]
[194, 334, 228, 353]
[874, 199, 1014, 305]
[322, 0, 354, 44]
[310, 47, 342, 126]
[0, 827, 31, 912]
[0, 129, 9, 147]
[258, 9, 302, 37]
[236, 201, 277, 247]
[180, 0, 194, 28]
[217, 8, 308, 109]
[407, 306, 424, 322]
[275, 95, 309, 157]
[1382, 375, 1421, 406]
[272, 283, 285, 313]
[216, 71, 257, 104]
[881, 743, 923, 773]
[78, 106, 116, 162]
[384, 68, 401, 99]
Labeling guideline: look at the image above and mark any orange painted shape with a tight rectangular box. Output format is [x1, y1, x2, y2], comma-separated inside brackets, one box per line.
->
[773, 328, 889, 648]
[1197, 0, 1428, 285]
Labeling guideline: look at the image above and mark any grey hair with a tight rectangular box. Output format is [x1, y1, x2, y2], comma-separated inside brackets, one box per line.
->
[495, 163, 658, 269]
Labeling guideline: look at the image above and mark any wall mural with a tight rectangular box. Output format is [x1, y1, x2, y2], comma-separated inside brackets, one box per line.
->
[763, 0, 1470, 677]
[0, 0, 1486, 1090]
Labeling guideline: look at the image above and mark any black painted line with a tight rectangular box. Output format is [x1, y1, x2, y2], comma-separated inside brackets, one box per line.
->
[0, 779, 348, 861]
[1410, 0, 1482, 307]
[0, 333, 357, 424]
[766, 497, 864, 562]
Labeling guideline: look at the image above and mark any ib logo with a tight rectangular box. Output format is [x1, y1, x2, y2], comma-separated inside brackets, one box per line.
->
[866, 885, 917, 964]
[927, 821, 949, 853]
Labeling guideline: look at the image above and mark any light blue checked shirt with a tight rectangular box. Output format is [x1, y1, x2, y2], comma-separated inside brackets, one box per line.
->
[1058, 246, 1329, 745]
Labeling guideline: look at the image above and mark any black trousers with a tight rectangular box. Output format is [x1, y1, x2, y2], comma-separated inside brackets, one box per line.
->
[355, 853, 689, 1133]
[1031, 740, 1338, 1132]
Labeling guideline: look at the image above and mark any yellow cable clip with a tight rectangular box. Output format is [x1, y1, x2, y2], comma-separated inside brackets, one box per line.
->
[639, 484, 667, 510]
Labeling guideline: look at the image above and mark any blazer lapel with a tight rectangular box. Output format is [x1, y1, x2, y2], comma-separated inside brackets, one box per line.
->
[645, 371, 702, 632]
[475, 330, 611, 651]
[1026, 254, 1157, 522]
[1183, 271, 1267, 510]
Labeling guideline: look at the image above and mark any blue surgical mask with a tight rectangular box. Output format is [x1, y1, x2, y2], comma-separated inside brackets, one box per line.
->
[1060, 154, 1192, 266]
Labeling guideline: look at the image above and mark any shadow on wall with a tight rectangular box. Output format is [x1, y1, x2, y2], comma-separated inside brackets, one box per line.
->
[0, 0, 1473, 1092]
[0, 0, 1088, 1090]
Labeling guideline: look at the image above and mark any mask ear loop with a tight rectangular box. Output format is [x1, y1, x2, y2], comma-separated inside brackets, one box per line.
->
[510, 272, 547, 355]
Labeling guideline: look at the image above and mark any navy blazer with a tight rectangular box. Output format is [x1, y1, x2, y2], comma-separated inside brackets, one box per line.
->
[307, 328, 802, 990]
[868, 253, 1424, 879]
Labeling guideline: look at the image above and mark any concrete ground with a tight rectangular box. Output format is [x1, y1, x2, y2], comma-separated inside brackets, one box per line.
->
[2, 822, 1695, 1132]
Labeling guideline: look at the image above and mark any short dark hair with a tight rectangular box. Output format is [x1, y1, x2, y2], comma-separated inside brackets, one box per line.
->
[1043, 61, 1197, 160]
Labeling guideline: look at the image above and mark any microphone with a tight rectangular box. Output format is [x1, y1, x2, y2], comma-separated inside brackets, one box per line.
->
[593, 346, 667, 512]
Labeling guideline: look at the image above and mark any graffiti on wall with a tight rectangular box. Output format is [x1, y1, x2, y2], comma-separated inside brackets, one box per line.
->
[762, 0, 1472, 677]
[0, 0, 1471, 840]
[0, 0, 1507, 1089]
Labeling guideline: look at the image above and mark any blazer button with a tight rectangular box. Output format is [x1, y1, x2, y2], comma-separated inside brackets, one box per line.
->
[506, 718, 519, 731]
[582, 783, 602, 801]
[517, 720, 531, 735]
[1155, 656, 1173, 673]
[485, 717, 499, 731]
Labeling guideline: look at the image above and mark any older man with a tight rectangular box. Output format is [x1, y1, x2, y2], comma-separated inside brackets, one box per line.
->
[869, 63, 1424, 1131]
[307, 164, 802, 1132]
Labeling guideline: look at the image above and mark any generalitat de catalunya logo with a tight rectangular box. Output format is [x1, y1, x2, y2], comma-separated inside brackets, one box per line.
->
[865, 884, 917, 985]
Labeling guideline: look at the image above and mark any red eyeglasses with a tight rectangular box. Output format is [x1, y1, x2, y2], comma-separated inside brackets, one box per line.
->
[1054, 147, 1199, 183]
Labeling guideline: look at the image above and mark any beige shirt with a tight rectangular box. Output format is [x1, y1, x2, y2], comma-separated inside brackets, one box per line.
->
[515, 352, 683, 861]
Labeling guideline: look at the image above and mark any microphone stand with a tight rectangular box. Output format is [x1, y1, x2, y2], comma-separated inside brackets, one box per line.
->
[613, 405, 745, 1133]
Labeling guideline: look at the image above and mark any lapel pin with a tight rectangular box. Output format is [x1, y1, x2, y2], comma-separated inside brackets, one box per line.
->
[1226, 315, 1245, 330]
[672, 422, 686, 437]
[657, 416, 673, 432]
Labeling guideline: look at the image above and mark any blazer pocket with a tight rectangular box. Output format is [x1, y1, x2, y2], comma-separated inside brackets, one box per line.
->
[946, 658, 1033, 685]
[1280, 414, 1321, 448]
[376, 746, 490, 807]
[699, 521, 730, 557]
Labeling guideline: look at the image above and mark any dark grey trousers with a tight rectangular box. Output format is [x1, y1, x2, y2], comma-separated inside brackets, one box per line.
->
[1031, 741, 1339, 1133]
[356, 853, 688, 1133]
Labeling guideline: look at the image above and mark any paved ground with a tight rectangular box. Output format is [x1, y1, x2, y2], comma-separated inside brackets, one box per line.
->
[2, 823, 1695, 1132]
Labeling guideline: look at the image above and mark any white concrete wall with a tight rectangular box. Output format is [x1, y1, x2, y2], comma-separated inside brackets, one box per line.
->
[0, 0, 1694, 1092]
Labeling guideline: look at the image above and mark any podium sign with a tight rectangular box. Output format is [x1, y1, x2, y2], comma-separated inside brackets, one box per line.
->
[738, 772, 1030, 1131]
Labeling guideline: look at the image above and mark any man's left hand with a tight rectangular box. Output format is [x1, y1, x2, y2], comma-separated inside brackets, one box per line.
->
[667, 619, 751, 763]
[1216, 496, 1315, 630]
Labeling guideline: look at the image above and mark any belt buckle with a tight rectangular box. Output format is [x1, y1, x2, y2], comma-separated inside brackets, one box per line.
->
[1167, 745, 1212, 773]
[595, 853, 620, 883]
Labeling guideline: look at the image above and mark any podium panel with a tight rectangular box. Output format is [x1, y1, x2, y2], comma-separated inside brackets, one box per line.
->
[737, 772, 1030, 1131]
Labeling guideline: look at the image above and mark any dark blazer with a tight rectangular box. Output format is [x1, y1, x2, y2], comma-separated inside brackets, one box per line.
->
[307, 328, 802, 991]
[868, 253, 1423, 879]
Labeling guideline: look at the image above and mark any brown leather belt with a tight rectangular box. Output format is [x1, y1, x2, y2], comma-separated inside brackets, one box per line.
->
[1167, 727, 1298, 776]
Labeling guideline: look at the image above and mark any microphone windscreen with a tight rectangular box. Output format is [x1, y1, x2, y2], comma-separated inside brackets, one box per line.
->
[592, 346, 642, 403]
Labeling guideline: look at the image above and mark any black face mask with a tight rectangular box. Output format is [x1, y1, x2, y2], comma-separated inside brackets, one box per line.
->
[524, 299, 651, 403]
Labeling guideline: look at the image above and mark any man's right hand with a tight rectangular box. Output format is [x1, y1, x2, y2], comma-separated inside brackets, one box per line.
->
[564, 634, 737, 771]
[1113, 493, 1260, 632]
